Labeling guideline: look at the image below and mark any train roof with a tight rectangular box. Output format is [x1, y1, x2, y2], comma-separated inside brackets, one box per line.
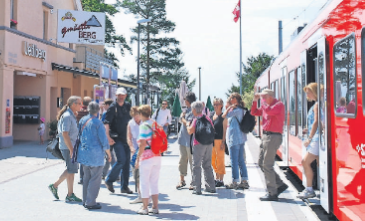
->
[256, 0, 336, 85]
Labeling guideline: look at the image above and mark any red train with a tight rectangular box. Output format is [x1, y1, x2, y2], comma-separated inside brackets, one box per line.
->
[253, 0, 365, 220]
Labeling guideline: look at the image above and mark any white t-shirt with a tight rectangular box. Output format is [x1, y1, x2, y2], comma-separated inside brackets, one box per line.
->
[128, 118, 141, 140]
[39, 123, 45, 133]
[152, 108, 172, 126]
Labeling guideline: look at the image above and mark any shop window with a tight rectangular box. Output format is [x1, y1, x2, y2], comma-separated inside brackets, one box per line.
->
[333, 33, 356, 117]
[43, 11, 48, 40]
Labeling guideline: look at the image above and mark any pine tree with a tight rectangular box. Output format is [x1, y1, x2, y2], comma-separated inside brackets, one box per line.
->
[120, 0, 184, 83]
[159, 67, 196, 106]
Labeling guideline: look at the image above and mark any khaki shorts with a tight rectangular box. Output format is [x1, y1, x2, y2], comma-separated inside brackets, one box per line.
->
[60, 149, 79, 174]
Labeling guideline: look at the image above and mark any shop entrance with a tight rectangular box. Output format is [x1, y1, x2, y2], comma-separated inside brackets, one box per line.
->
[60, 88, 71, 107]
[50, 87, 57, 120]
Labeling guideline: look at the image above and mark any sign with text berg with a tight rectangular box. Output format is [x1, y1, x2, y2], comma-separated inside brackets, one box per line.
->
[57, 10, 105, 45]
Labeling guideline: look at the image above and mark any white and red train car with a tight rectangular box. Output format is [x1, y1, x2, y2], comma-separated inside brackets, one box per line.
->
[253, 0, 365, 220]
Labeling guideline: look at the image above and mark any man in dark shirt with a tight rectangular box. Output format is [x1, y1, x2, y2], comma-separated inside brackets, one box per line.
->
[76, 96, 92, 184]
[104, 87, 132, 194]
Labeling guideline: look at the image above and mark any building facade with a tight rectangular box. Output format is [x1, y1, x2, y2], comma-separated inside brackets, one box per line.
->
[0, 0, 136, 148]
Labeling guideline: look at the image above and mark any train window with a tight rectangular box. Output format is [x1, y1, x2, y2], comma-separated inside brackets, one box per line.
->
[289, 71, 296, 135]
[280, 74, 287, 125]
[362, 28, 365, 115]
[270, 80, 279, 99]
[333, 33, 356, 117]
[297, 67, 302, 137]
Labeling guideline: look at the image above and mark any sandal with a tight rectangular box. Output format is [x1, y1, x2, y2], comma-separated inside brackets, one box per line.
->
[176, 180, 186, 190]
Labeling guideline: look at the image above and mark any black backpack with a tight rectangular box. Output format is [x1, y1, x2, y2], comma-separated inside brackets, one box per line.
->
[195, 116, 215, 145]
[235, 107, 256, 133]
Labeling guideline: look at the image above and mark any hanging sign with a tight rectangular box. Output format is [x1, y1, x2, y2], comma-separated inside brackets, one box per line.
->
[57, 10, 105, 45]
[94, 85, 105, 104]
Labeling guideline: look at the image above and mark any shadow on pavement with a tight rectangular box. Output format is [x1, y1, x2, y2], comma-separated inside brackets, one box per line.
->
[277, 198, 306, 205]
[0, 141, 52, 160]
[215, 188, 245, 200]
[159, 203, 195, 212]
[155, 212, 199, 220]
[88, 203, 137, 215]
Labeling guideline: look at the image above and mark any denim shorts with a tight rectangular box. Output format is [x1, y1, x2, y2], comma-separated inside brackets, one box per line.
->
[60, 149, 79, 174]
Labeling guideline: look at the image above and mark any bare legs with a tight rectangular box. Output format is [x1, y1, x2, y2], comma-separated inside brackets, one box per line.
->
[53, 169, 75, 196]
[141, 194, 158, 210]
[302, 152, 319, 187]
[216, 174, 224, 181]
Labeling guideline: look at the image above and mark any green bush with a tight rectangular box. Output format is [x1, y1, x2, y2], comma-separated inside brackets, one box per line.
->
[242, 90, 254, 110]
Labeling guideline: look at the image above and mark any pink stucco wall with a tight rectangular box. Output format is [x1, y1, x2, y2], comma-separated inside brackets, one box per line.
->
[0, 0, 101, 144]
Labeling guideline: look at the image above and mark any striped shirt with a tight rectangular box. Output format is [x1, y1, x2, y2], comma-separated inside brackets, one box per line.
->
[137, 119, 160, 161]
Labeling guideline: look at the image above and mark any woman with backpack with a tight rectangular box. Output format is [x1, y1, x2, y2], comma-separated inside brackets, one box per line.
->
[223, 93, 249, 190]
[135, 105, 162, 215]
[187, 101, 216, 195]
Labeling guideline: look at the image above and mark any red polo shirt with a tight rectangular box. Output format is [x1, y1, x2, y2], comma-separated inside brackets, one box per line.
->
[251, 99, 285, 134]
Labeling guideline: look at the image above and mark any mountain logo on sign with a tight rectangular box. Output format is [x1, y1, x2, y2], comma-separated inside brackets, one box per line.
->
[86, 15, 102, 27]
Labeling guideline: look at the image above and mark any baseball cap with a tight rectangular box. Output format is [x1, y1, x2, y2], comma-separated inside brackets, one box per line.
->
[116, 87, 127, 95]
[259, 89, 275, 96]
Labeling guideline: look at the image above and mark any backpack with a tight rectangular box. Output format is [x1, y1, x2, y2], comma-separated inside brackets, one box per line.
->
[235, 107, 256, 133]
[146, 122, 168, 154]
[195, 116, 215, 145]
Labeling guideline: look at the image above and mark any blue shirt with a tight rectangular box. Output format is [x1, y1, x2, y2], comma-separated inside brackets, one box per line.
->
[58, 108, 78, 150]
[226, 108, 247, 148]
[77, 114, 110, 167]
[178, 107, 194, 147]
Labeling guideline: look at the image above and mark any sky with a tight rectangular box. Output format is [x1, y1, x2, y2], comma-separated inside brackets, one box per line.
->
[105, 0, 329, 102]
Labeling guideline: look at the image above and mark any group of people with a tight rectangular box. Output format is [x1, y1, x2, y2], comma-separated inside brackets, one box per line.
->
[47, 87, 170, 214]
[47, 81, 321, 213]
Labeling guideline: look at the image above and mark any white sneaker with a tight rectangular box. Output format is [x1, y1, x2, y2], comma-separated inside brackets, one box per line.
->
[130, 197, 143, 204]
[137, 208, 148, 215]
[149, 208, 159, 214]
[297, 189, 316, 199]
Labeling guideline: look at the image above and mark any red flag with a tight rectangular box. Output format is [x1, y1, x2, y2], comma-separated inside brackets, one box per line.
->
[232, 0, 240, 23]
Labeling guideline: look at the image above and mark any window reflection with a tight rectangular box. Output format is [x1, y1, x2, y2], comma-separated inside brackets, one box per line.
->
[297, 68, 302, 137]
[334, 33, 356, 115]
[289, 71, 296, 135]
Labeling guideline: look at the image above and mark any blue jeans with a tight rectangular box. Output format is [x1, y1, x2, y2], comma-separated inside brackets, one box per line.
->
[106, 140, 131, 190]
[230, 143, 248, 182]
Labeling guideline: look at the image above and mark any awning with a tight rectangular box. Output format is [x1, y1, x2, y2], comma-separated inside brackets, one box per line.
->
[51, 63, 137, 89]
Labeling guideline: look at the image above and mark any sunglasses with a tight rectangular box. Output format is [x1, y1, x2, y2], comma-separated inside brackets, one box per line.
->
[213, 103, 221, 106]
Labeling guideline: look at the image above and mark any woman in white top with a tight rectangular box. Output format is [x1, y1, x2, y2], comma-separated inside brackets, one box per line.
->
[127, 106, 142, 204]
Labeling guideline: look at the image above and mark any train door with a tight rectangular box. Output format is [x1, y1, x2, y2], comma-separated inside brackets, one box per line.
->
[281, 69, 289, 166]
[317, 36, 330, 213]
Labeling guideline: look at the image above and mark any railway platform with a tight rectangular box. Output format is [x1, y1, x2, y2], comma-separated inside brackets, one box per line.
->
[0, 134, 329, 221]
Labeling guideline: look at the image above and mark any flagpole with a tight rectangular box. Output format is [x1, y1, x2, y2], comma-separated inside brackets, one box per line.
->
[239, 0, 242, 95]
